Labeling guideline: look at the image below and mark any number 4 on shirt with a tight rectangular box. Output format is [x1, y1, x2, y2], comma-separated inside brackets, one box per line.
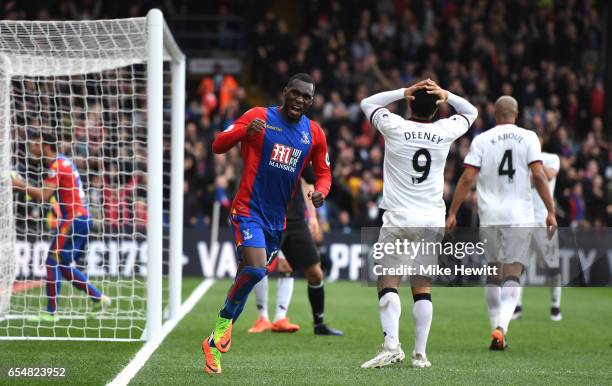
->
[498, 149, 516, 181]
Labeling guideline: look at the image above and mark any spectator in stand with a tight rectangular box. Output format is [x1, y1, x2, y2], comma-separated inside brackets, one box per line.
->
[6, 0, 608, 230]
[198, 63, 239, 117]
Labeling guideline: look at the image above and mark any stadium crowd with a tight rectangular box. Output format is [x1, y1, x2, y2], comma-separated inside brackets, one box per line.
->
[5, 0, 609, 231]
[201, 0, 609, 230]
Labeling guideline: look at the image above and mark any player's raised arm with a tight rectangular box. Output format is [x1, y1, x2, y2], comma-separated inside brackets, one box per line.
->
[360, 88, 405, 123]
[425, 80, 477, 136]
[360, 79, 429, 131]
[212, 107, 265, 154]
[308, 124, 331, 208]
[441, 91, 478, 127]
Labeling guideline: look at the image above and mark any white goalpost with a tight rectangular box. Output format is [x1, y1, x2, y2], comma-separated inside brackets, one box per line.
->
[0, 9, 185, 342]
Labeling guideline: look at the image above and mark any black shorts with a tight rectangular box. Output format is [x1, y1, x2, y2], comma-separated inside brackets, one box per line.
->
[281, 219, 320, 270]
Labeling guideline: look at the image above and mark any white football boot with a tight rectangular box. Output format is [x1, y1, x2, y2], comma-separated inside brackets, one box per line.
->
[361, 343, 405, 369]
[411, 352, 431, 368]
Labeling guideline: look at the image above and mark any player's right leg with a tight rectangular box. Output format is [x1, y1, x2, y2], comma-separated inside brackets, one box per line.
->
[490, 262, 523, 351]
[548, 267, 562, 321]
[202, 216, 269, 374]
[481, 228, 503, 331]
[361, 275, 405, 368]
[540, 226, 562, 322]
[203, 248, 267, 374]
[492, 226, 532, 349]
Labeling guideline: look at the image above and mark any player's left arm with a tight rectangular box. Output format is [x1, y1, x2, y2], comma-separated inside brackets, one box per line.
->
[308, 124, 331, 208]
[360, 79, 429, 135]
[527, 134, 557, 232]
[531, 162, 557, 235]
[531, 162, 554, 214]
[301, 177, 320, 238]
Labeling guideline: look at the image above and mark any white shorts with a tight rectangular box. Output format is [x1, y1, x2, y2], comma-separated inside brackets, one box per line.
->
[530, 222, 560, 269]
[480, 224, 534, 266]
[381, 210, 445, 228]
[375, 211, 445, 278]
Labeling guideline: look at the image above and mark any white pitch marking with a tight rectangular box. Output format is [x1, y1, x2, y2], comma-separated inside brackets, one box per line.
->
[107, 279, 215, 386]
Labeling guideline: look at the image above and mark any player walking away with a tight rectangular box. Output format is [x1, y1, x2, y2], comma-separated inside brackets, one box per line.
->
[446, 96, 557, 350]
[359, 79, 478, 369]
[513, 150, 562, 322]
[11, 131, 110, 322]
[203, 73, 332, 375]
[248, 167, 343, 336]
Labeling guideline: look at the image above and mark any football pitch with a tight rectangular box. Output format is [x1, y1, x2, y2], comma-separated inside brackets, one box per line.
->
[1, 278, 611, 385]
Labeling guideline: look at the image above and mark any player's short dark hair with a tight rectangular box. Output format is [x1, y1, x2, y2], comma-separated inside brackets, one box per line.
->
[287, 73, 314, 88]
[30, 130, 58, 152]
[410, 89, 438, 119]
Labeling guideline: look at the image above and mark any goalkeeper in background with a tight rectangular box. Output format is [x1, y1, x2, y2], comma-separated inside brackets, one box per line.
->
[11, 131, 110, 322]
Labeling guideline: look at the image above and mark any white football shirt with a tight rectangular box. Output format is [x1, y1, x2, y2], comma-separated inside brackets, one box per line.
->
[464, 124, 542, 225]
[371, 109, 470, 217]
[531, 152, 559, 222]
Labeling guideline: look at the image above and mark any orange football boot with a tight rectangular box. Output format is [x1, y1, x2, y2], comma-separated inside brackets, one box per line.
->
[248, 316, 272, 333]
[271, 317, 301, 333]
[489, 327, 507, 350]
[202, 337, 221, 374]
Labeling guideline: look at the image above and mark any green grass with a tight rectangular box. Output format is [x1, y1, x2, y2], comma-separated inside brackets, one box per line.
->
[0, 277, 201, 385]
[1, 278, 148, 340]
[133, 280, 612, 385]
[2, 279, 611, 385]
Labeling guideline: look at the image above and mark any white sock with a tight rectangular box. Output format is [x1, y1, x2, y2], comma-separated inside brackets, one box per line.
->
[253, 275, 269, 320]
[485, 286, 501, 331]
[498, 280, 520, 333]
[517, 272, 527, 307]
[549, 272, 561, 309]
[379, 291, 401, 350]
[274, 276, 294, 321]
[412, 297, 432, 356]
[551, 287, 561, 308]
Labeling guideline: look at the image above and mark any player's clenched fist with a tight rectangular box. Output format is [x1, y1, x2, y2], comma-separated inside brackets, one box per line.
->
[247, 118, 265, 136]
[308, 191, 325, 208]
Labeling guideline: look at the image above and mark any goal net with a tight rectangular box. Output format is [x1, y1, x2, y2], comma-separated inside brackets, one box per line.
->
[0, 10, 185, 341]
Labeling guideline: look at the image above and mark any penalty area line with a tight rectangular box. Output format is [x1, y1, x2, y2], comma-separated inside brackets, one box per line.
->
[107, 278, 215, 386]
